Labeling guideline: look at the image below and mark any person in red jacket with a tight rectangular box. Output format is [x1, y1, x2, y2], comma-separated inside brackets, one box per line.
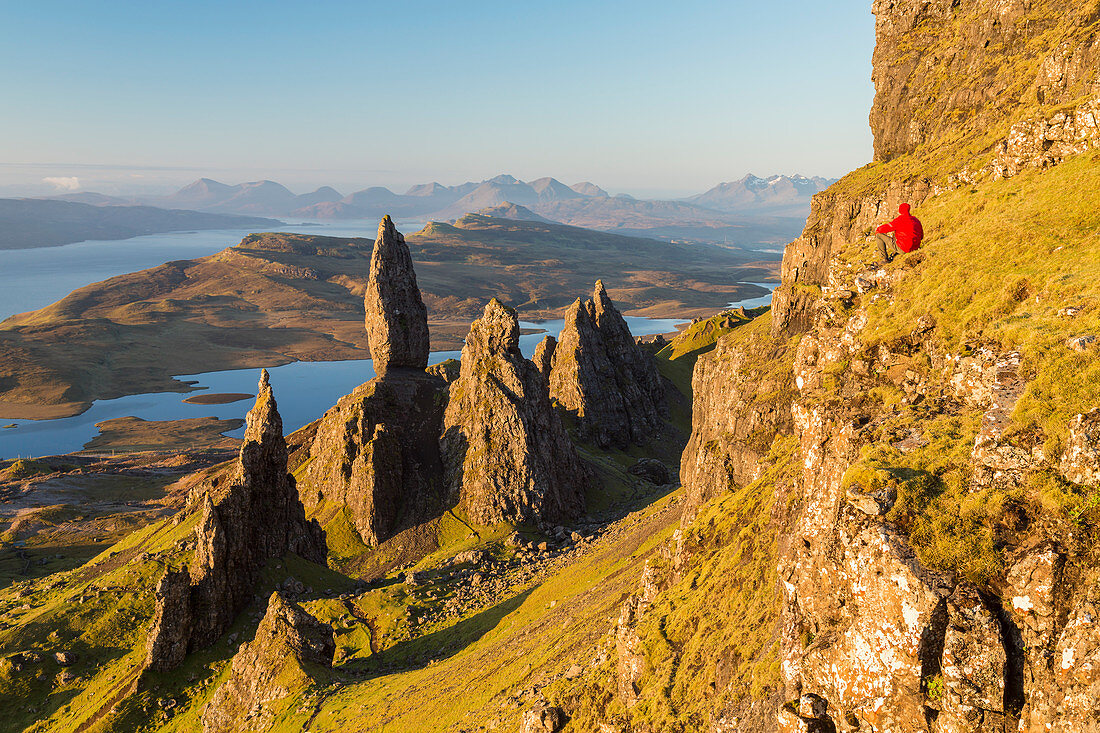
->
[876, 203, 924, 263]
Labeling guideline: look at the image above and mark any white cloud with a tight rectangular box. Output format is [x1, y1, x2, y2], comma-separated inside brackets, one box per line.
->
[43, 176, 80, 191]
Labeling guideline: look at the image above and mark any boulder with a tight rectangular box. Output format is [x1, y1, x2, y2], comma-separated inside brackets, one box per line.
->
[442, 299, 589, 524]
[548, 280, 666, 448]
[521, 703, 569, 733]
[627, 458, 670, 485]
[363, 216, 430, 372]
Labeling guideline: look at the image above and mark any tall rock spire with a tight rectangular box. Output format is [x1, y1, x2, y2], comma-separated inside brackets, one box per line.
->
[548, 280, 666, 448]
[145, 371, 326, 671]
[363, 215, 430, 372]
[441, 299, 589, 524]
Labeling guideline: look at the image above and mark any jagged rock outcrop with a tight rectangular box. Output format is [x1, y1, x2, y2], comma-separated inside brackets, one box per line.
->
[615, 561, 662, 707]
[298, 367, 447, 546]
[144, 569, 191, 673]
[200, 592, 335, 733]
[427, 357, 461, 385]
[1060, 408, 1100, 486]
[363, 215, 430, 372]
[442, 299, 589, 524]
[532, 335, 556, 382]
[145, 372, 326, 670]
[548, 281, 665, 448]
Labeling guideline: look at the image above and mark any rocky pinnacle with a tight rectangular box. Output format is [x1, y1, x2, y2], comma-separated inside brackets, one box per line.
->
[442, 298, 588, 524]
[549, 280, 665, 448]
[144, 371, 326, 671]
[363, 215, 430, 372]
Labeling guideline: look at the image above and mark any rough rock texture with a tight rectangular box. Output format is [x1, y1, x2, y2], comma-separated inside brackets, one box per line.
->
[201, 592, 335, 733]
[145, 371, 326, 669]
[679, 318, 794, 521]
[869, 0, 1100, 163]
[144, 569, 191, 673]
[298, 367, 447, 546]
[363, 216, 430, 372]
[442, 299, 589, 524]
[532, 335, 556, 382]
[520, 703, 569, 733]
[1060, 408, 1100, 487]
[548, 281, 665, 448]
[615, 561, 662, 707]
[427, 357, 461, 385]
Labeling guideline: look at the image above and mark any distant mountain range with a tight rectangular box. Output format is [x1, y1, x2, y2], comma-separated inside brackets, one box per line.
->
[36, 173, 834, 248]
[686, 174, 835, 216]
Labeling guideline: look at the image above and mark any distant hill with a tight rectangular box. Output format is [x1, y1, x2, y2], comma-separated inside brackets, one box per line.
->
[468, 203, 553, 223]
[0, 198, 281, 251]
[685, 174, 834, 216]
[156, 178, 342, 217]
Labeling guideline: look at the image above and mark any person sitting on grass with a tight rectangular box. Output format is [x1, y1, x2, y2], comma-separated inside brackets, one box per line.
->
[876, 203, 924, 264]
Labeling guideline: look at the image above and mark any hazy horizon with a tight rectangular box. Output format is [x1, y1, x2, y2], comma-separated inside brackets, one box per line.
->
[2, 0, 875, 199]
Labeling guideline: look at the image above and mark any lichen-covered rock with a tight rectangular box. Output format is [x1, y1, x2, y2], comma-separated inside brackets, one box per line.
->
[145, 371, 326, 669]
[144, 569, 191, 672]
[1060, 408, 1100, 486]
[932, 585, 1007, 733]
[200, 592, 335, 733]
[442, 299, 588, 524]
[548, 281, 665, 448]
[298, 368, 447, 546]
[363, 216, 430, 372]
[615, 561, 662, 707]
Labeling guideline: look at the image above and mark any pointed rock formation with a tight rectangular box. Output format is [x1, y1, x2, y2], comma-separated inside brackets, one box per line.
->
[363, 215, 430, 372]
[299, 221, 447, 546]
[144, 569, 191, 673]
[548, 281, 666, 448]
[442, 299, 589, 524]
[201, 592, 335, 733]
[145, 371, 326, 670]
[298, 367, 447, 546]
[532, 335, 556, 382]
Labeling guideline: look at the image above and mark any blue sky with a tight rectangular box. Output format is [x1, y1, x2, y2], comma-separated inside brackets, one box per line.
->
[1, 1, 876, 197]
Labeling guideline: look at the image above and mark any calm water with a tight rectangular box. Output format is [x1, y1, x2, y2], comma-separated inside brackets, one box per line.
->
[0, 227, 772, 459]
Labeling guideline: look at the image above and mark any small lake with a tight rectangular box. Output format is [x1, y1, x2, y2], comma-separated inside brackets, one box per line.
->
[0, 226, 776, 459]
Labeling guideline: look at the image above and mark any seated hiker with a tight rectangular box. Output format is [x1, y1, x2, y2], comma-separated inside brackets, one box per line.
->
[876, 203, 924, 263]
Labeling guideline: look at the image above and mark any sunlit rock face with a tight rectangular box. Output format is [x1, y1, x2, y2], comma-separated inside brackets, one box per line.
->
[548, 280, 665, 449]
[442, 298, 589, 524]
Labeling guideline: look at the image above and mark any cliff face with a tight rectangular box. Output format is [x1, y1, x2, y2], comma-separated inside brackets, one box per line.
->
[869, 0, 1100, 163]
[145, 371, 326, 671]
[600, 2, 1100, 731]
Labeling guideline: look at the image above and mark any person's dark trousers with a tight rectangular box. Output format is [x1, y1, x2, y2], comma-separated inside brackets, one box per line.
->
[876, 232, 900, 263]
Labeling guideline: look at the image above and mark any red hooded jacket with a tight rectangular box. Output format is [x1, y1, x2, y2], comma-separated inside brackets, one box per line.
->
[876, 203, 924, 253]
